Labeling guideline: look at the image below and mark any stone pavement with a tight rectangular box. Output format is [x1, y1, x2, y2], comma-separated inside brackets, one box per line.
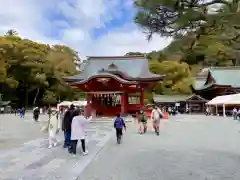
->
[0, 113, 114, 180]
[78, 115, 240, 180]
[0, 113, 47, 149]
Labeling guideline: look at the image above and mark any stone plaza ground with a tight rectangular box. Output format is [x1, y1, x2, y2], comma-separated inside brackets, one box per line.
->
[1, 114, 240, 179]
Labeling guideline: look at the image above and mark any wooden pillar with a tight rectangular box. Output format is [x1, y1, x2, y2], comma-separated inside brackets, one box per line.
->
[140, 88, 144, 109]
[216, 105, 218, 116]
[121, 92, 127, 115]
[87, 93, 91, 105]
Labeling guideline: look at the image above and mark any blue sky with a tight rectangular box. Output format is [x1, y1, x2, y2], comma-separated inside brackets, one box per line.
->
[0, 0, 171, 59]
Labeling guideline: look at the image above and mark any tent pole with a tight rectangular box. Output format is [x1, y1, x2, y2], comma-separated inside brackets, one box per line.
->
[223, 104, 226, 117]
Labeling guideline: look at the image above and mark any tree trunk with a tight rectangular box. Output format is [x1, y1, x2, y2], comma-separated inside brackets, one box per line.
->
[33, 88, 40, 106]
[25, 85, 28, 108]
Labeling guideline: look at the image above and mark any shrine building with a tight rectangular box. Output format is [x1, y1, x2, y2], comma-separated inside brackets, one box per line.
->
[63, 56, 164, 117]
[192, 66, 240, 100]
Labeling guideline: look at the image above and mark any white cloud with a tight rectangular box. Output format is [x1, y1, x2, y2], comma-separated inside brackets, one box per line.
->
[0, 0, 171, 60]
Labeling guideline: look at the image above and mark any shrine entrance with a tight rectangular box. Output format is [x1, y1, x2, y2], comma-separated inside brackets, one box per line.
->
[84, 91, 143, 117]
[64, 56, 164, 118]
[89, 92, 122, 117]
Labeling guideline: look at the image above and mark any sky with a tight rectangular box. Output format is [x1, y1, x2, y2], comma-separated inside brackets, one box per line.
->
[0, 0, 172, 59]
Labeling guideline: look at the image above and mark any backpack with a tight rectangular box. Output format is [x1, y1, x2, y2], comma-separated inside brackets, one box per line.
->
[115, 117, 124, 129]
[140, 114, 147, 122]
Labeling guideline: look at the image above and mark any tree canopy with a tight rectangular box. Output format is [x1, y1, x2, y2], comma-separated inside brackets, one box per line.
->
[0, 31, 84, 107]
[131, 0, 240, 95]
[134, 0, 240, 66]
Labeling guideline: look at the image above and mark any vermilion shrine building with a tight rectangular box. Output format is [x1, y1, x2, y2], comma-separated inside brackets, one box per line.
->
[64, 56, 163, 116]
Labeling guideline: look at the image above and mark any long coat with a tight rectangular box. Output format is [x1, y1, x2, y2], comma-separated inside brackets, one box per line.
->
[71, 115, 88, 140]
[48, 113, 61, 138]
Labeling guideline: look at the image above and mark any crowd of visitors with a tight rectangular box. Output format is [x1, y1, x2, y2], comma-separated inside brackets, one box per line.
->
[45, 104, 90, 156]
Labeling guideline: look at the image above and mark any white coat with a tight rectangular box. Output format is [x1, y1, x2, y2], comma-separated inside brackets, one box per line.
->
[71, 115, 89, 140]
[48, 114, 61, 138]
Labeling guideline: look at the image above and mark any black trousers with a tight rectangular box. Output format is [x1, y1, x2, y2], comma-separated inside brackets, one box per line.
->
[116, 128, 123, 137]
[71, 139, 86, 154]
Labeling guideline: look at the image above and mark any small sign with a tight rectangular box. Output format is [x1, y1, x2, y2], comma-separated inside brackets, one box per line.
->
[175, 103, 180, 106]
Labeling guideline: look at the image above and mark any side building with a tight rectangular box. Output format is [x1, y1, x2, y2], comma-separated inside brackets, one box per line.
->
[192, 66, 240, 100]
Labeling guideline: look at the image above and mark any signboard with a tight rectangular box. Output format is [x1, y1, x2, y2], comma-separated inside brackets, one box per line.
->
[175, 103, 180, 107]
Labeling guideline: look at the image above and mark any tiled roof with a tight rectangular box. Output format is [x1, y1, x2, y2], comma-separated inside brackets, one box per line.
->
[153, 95, 190, 103]
[209, 67, 240, 87]
[194, 66, 240, 90]
[153, 94, 206, 103]
[64, 56, 164, 84]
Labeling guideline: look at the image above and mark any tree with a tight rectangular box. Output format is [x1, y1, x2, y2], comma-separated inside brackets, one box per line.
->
[134, 0, 233, 38]
[149, 60, 193, 94]
[125, 52, 145, 56]
[0, 30, 79, 107]
[5, 29, 18, 36]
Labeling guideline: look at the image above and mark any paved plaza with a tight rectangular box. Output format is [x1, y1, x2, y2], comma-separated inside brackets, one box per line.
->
[0, 113, 114, 180]
[1, 114, 240, 180]
[79, 115, 240, 180]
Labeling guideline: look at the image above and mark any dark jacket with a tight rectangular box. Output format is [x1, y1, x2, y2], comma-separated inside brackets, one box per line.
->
[62, 108, 75, 131]
[114, 117, 126, 129]
[33, 108, 40, 116]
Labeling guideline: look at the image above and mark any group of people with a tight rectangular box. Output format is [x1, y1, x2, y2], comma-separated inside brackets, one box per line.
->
[46, 104, 89, 156]
[41, 104, 163, 155]
[138, 105, 163, 136]
[15, 107, 25, 118]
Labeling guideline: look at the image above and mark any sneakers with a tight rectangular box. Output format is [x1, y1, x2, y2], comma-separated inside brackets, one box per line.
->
[83, 150, 88, 156]
[48, 143, 58, 149]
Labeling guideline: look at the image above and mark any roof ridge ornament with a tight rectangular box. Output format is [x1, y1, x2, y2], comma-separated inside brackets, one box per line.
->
[98, 68, 105, 72]
[108, 62, 118, 69]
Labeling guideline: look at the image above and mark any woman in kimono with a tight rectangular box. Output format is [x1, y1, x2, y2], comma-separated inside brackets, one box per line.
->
[48, 109, 61, 148]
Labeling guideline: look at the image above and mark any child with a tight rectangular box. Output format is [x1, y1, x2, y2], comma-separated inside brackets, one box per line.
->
[69, 109, 89, 156]
[114, 114, 126, 144]
[48, 109, 61, 148]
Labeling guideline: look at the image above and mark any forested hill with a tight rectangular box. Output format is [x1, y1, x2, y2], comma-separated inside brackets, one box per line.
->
[0, 30, 83, 107]
[128, 0, 240, 95]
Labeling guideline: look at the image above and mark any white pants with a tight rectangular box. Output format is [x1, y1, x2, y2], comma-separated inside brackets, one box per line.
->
[48, 129, 58, 145]
[49, 136, 58, 145]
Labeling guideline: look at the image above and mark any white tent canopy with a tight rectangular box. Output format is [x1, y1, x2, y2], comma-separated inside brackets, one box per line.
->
[58, 101, 72, 106]
[71, 100, 87, 106]
[206, 93, 240, 105]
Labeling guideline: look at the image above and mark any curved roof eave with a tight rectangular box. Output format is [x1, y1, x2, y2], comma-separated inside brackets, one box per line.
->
[69, 73, 138, 85]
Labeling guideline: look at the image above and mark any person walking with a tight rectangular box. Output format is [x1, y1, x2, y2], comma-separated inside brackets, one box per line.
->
[48, 109, 61, 148]
[138, 110, 147, 134]
[69, 109, 89, 156]
[114, 114, 126, 144]
[33, 107, 40, 122]
[233, 107, 237, 120]
[20, 107, 25, 119]
[151, 105, 163, 136]
[62, 104, 75, 149]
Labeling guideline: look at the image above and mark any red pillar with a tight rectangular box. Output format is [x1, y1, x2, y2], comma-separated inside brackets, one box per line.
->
[121, 92, 127, 115]
[87, 93, 91, 105]
[85, 93, 92, 117]
[140, 88, 144, 109]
